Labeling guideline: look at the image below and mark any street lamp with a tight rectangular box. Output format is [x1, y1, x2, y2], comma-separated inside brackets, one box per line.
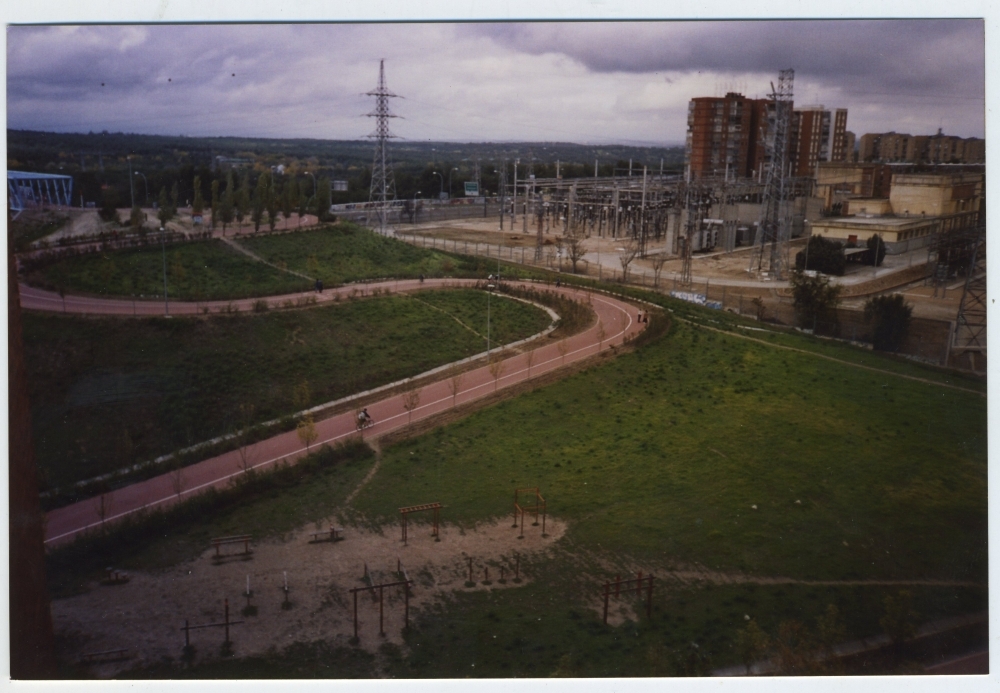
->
[128, 156, 135, 208]
[448, 167, 458, 199]
[134, 172, 148, 204]
[432, 172, 444, 199]
[160, 226, 169, 317]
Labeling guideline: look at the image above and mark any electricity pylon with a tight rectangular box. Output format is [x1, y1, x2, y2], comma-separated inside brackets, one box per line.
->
[366, 59, 399, 235]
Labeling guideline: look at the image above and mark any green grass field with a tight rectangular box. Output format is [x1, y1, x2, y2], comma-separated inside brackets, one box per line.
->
[42, 282, 988, 677]
[27, 239, 313, 300]
[240, 223, 483, 285]
[24, 289, 550, 492]
[352, 316, 986, 581]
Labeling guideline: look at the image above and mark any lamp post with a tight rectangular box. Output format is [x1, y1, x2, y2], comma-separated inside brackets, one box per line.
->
[160, 226, 169, 317]
[413, 191, 420, 225]
[128, 156, 135, 208]
[448, 167, 458, 199]
[432, 172, 444, 200]
[134, 172, 148, 204]
[306, 172, 317, 215]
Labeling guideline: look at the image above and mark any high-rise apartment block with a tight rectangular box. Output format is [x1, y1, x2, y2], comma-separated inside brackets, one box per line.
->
[685, 93, 849, 179]
[788, 106, 849, 176]
[859, 129, 984, 164]
[684, 93, 769, 179]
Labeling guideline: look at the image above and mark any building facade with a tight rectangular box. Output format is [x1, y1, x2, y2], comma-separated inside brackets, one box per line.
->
[858, 129, 985, 164]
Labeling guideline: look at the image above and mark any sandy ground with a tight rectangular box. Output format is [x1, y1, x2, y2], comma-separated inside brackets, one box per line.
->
[53, 516, 567, 676]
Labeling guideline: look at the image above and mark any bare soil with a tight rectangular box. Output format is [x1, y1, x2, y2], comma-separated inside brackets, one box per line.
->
[52, 517, 567, 676]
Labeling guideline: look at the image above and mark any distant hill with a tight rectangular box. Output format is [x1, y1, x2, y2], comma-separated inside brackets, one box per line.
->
[7, 129, 685, 206]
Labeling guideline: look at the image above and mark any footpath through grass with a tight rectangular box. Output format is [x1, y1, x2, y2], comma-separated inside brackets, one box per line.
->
[26, 238, 312, 300]
[24, 288, 550, 493]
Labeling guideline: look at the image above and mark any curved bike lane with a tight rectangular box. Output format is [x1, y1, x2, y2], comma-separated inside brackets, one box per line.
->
[33, 279, 647, 547]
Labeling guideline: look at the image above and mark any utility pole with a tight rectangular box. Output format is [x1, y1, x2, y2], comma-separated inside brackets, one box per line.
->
[128, 156, 135, 208]
[595, 159, 599, 178]
[512, 159, 518, 227]
[365, 59, 399, 236]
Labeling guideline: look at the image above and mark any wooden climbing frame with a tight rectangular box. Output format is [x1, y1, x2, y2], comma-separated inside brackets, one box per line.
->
[601, 573, 655, 624]
[399, 502, 441, 545]
[513, 487, 547, 538]
[349, 578, 412, 639]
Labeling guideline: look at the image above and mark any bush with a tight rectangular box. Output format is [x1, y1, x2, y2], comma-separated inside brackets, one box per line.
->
[866, 234, 887, 267]
[864, 294, 912, 352]
[795, 236, 846, 276]
[790, 270, 842, 333]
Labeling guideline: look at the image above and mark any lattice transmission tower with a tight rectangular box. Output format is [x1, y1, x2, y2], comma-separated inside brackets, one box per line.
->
[951, 225, 986, 371]
[366, 59, 400, 234]
[750, 68, 795, 279]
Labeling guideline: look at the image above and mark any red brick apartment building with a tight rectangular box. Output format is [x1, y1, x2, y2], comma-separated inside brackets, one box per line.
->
[685, 93, 848, 179]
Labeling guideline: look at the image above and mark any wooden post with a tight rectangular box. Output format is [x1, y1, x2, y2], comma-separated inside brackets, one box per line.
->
[379, 585, 384, 636]
[603, 582, 610, 624]
[484, 567, 489, 583]
[647, 575, 654, 619]
[404, 582, 410, 629]
[353, 590, 358, 639]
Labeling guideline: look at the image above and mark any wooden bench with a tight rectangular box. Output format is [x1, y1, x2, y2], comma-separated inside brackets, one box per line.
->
[80, 648, 130, 663]
[211, 534, 253, 558]
[309, 526, 345, 543]
[103, 567, 130, 585]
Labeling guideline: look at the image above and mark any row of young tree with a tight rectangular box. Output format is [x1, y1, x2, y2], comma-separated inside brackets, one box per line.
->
[99, 170, 333, 234]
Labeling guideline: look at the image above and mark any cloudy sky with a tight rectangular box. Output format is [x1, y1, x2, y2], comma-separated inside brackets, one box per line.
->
[6, 20, 986, 145]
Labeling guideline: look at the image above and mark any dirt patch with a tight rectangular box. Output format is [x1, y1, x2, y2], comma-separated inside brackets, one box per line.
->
[52, 517, 567, 676]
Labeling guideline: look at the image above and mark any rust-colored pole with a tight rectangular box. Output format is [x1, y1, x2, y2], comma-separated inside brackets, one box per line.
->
[647, 576, 654, 619]
[379, 586, 384, 636]
[484, 567, 489, 583]
[603, 582, 610, 624]
[353, 590, 358, 639]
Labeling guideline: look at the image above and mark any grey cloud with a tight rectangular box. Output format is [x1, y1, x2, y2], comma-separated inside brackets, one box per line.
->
[465, 20, 984, 98]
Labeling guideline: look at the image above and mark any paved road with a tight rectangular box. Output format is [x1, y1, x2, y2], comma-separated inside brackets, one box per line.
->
[36, 278, 647, 546]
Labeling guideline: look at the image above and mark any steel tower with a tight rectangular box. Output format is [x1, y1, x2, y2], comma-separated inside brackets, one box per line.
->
[366, 60, 399, 234]
[750, 69, 794, 279]
[951, 225, 986, 371]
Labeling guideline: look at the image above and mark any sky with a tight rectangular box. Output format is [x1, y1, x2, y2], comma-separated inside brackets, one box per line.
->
[5, 20, 987, 146]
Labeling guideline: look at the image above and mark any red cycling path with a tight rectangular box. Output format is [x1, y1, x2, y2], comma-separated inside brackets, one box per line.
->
[26, 278, 647, 547]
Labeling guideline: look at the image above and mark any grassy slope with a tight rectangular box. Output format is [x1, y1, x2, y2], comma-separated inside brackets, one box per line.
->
[24, 289, 550, 489]
[108, 305, 986, 678]
[29, 239, 312, 300]
[351, 317, 986, 582]
[240, 223, 482, 285]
